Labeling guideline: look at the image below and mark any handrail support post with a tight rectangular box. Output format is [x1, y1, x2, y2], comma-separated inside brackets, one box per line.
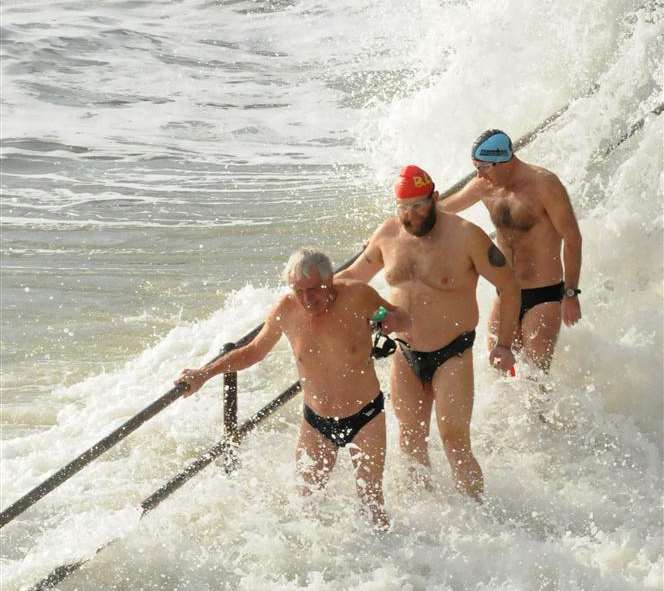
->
[221, 343, 239, 473]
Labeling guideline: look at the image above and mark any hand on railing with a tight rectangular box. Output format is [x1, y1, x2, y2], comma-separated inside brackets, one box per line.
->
[175, 368, 210, 397]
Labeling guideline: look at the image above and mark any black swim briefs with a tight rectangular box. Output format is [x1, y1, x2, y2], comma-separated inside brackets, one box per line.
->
[519, 281, 564, 321]
[303, 391, 384, 448]
[399, 330, 476, 384]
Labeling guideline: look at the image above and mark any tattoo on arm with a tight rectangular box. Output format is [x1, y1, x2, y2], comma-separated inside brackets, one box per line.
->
[488, 244, 506, 267]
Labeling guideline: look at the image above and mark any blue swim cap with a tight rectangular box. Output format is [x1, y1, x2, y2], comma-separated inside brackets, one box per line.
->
[471, 129, 513, 163]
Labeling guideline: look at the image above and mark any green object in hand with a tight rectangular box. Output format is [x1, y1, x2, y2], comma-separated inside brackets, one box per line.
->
[371, 306, 388, 322]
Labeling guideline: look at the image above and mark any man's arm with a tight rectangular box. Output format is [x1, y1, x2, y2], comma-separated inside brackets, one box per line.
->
[176, 302, 285, 397]
[362, 284, 411, 335]
[540, 177, 583, 326]
[467, 223, 520, 370]
[440, 178, 485, 214]
[336, 230, 384, 283]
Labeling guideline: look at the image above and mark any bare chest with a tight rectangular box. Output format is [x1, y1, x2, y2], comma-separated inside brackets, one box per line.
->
[286, 312, 369, 364]
[486, 192, 539, 233]
[383, 240, 467, 290]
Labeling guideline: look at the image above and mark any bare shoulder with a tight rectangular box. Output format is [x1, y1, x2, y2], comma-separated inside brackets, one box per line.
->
[333, 277, 359, 290]
[358, 217, 398, 254]
[528, 164, 565, 192]
[270, 293, 295, 326]
[442, 211, 485, 238]
[467, 175, 494, 195]
[363, 217, 400, 258]
[540, 175, 571, 210]
[440, 214, 489, 257]
[374, 216, 400, 239]
[462, 219, 497, 261]
[335, 280, 379, 314]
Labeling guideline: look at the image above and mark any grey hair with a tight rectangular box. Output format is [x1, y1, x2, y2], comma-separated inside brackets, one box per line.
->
[283, 248, 333, 282]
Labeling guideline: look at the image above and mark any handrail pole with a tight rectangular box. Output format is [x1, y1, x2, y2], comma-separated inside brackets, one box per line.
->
[0, 384, 187, 528]
[28, 380, 304, 591]
[221, 343, 238, 439]
[1, 331, 267, 527]
[1, 244, 365, 529]
[223, 373, 238, 436]
[140, 380, 302, 515]
[221, 342, 239, 473]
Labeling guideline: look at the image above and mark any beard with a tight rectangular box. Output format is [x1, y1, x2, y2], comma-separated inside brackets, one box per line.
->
[404, 202, 437, 237]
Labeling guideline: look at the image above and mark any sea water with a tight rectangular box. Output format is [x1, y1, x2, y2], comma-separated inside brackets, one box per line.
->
[1, 1, 662, 589]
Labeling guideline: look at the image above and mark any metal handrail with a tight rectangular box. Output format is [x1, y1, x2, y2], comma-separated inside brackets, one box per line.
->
[29, 379, 304, 591]
[27, 254, 368, 590]
[0, 384, 186, 528]
[0, 252, 363, 529]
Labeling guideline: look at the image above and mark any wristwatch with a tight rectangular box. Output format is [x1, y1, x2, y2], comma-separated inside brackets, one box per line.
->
[564, 287, 581, 298]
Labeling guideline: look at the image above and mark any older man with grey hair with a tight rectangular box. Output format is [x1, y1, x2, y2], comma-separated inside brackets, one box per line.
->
[176, 248, 410, 529]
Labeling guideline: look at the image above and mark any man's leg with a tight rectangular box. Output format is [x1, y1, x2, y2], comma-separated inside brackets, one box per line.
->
[431, 350, 484, 501]
[295, 419, 338, 496]
[520, 302, 562, 372]
[391, 351, 434, 484]
[348, 413, 389, 530]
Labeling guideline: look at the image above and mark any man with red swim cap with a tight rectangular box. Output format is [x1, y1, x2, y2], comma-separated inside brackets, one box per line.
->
[338, 165, 520, 500]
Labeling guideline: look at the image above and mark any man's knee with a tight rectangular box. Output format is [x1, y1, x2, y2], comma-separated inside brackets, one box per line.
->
[398, 417, 429, 445]
[354, 468, 382, 494]
[300, 463, 331, 489]
[397, 424, 430, 468]
[351, 443, 385, 474]
[524, 340, 555, 371]
[399, 405, 430, 429]
[296, 447, 334, 485]
[438, 423, 471, 455]
[393, 392, 428, 419]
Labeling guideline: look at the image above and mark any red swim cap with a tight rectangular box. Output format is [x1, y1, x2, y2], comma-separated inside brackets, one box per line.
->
[394, 165, 435, 199]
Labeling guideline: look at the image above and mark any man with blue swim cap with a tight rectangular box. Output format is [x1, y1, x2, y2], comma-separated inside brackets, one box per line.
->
[443, 129, 583, 375]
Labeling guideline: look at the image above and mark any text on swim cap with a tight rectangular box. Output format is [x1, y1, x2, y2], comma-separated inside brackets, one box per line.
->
[412, 175, 432, 188]
[479, 148, 509, 156]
